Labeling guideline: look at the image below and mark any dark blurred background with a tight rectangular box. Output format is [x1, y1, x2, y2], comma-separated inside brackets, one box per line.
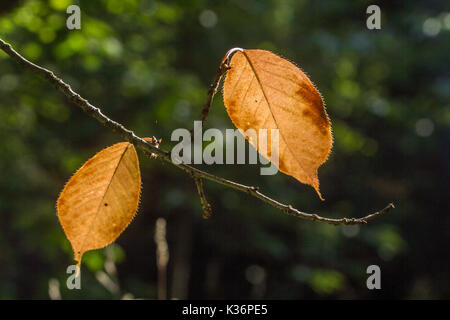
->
[0, 0, 449, 299]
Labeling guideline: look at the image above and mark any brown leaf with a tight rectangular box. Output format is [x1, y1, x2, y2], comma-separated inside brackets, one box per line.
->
[57, 142, 141, 267]
[223, 49, 332, 199]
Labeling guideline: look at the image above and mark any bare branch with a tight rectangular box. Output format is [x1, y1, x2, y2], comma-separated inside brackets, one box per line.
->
[0, 38, 394, 225]
[193, 177, 212, 219]
[199, 48, 243, 124]
[199, 58, 231, 123]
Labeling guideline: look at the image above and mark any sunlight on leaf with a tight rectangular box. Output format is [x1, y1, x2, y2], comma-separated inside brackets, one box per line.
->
[57, 142, 141, 268]
[223, 49, 333, 199]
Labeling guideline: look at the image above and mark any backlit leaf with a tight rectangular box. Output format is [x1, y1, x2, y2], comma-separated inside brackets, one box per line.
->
[57, 142, 141, 267]
[223, 49, 332, 199]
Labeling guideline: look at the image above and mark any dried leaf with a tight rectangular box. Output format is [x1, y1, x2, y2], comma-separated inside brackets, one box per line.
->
[223, 49, 332, 199]
[57, 142, 141, 267]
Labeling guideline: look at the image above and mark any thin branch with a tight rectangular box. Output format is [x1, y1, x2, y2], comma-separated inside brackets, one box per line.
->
[193, 177, 212, 219]
[199, 48, 243, 124]
[0, 38, 394, 225]
[199, 58, 231, 123]
[190, 55, 231, 220]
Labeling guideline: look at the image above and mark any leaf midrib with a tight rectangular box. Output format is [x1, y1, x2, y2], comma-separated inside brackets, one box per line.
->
[78, 143, 131, 259]
[241, 51, 316, 186]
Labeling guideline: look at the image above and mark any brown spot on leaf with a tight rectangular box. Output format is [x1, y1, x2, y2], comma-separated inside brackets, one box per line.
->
[302, 109, 329, 135]
[227, 99, 237, 113]
[296, 82, 326, 116]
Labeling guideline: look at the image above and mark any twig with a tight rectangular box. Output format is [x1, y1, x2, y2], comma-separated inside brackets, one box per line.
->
[200, 58, 231, 123]
[199, 48, 243, 124]
[193, 177, 212, 219]
[189, 55, 231, 139]
[0, 38, 394, 225]
[187, 52, 234, 206]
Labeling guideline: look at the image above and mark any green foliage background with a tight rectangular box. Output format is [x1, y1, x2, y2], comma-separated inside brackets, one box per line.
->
[0, 0, 448, 299]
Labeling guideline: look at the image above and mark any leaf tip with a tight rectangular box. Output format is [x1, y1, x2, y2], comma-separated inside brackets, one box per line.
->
[316, 189, 325, 201]
[311, 179, 325, 201]
[74, 252, 83, 276]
